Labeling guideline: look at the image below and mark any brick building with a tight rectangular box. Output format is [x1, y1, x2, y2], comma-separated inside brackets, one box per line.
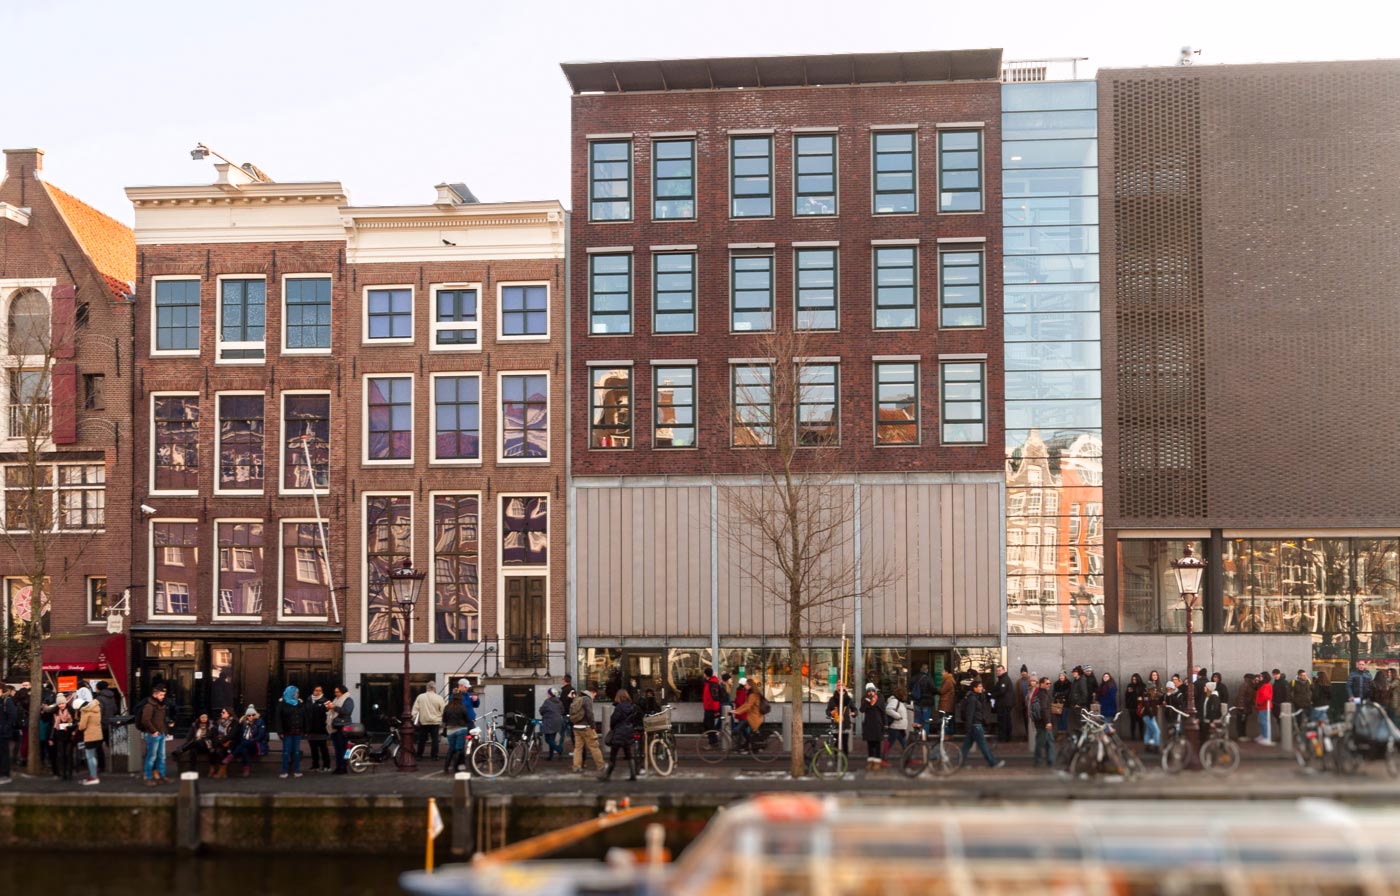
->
[564, 49, 1008, 717]
[0, 148, 134, 692]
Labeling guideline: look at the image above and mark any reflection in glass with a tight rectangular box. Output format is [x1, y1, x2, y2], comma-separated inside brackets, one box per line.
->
[281, 522, 329, 617]
[217, 394, 264, 492]
[590, 368, 632, 449]
[283, 394, 330, 490]
[367, 376, 412, 461]
[501, 374, 548, 459]
[153, 521, 199, 616]
[501, 495, 547, 566]
[433, 494, 479, 642]
[216, 521, 263, 615]
[154, 396, 199, 491]
[366, 495, 411, 642]
[1002, 81, 1097, 113]
[578, 648, 622, 701]
[653, 366, 696, 448]
[1119, 539, 1204, 633]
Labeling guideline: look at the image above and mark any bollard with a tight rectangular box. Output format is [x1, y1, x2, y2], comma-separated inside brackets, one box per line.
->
[176, 771, 200, 853]
[1279, 702, 1293, 751]
[451, 772, 473, 857]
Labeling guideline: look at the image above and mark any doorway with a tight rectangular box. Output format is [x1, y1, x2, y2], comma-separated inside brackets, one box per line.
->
[504, 576, 546, 668]
[209, 642, 271, 718]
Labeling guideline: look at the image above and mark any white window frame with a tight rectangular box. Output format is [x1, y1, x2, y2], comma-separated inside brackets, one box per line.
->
[277, 517, 331, 623]
[280, 273, 334, 356]
[278, 390, 332, 496]
[212, 517, 265, 621]
[85, 575, 108, 625]
[149, 517, 199, 621]
[149, 391, 200, 496]
[214, 274, 268, 365]
[0, 462, 106, 534]
[213, 391, 265, 497]
[428, 489, 483, 645]
[150, 275, 201, 358]
[362, 373, 415, 467]
[360, 491, 414, 645]
[361, 284, 416, 346]
[496, 369, 550, 465]
[495, 281, 551, 342]
[429, 372, 484, 466]
[496, 491, 551, 649]
[429, 282, 483, 352]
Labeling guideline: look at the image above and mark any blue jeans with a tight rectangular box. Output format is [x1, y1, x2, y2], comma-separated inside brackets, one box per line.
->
[142, 733, 166, 780]
[1143, 715, 1160, 747]
[446, 729, 468, 754]
[915, 705, 933, 733]
[85, 742, 99, 779]
[960, 723, 999, 767]
[545, 729, 563, 758]
[1033, 727, 1056, 765]
[1257, 710, 1271, 741]
[1310, 707, 1329, 723]
[281, 735, 302, 774]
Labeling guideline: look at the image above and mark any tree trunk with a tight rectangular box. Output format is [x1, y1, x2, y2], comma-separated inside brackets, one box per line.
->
[26, 623, 42, 775]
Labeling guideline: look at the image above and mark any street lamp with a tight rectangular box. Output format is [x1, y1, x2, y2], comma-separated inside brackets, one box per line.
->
[1172, 544, 1208, 770]
[388, 559, 427, 772]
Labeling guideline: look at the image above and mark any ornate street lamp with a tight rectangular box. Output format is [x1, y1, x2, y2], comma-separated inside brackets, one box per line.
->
[388, 559, 427, 772]
[1172, 544, 1208, 770]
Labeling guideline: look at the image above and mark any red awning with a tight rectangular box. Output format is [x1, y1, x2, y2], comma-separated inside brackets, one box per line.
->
[40, 633, 127, 687]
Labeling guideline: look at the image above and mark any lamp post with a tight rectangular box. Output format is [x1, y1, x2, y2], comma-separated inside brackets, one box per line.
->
[388, 559, 427, 772]
[1172, 544, 1208, 770]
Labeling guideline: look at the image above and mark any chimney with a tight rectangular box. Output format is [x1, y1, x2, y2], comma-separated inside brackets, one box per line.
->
[4, 148, 44, 180]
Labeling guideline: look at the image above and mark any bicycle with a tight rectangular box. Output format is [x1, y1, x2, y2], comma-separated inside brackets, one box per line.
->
[1067, 711, 1140, 779]
[810, 723, 851, 779]
[468, 710, 509, 778]
[694, 708, 784, 764]
[1160, 705, 1194, 774]
[506, 715, 544, 777]
[642, 704, 676, 777]
[694, 711, 734, 765]
[1199, 707, 1240, 776]
[1293, 709, 1364, 776]
[898, 711, 962, 778]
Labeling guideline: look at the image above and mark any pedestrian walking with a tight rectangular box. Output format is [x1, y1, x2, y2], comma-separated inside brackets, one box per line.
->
[860, 684, 886, 770]
[412, 682, 445, 760]
[910, 664, 936, 733]
[1031, 677, 1055, 767]
[329, 685, 354, 775]
[1097, 673, 1118, 723]
[1124, 673, 1146, 741]
[958, 681, 1004, 768]
[76, 689, 102, 785]
[136, 685, 170, 787]
[570, 685, 605, 774]
[1254, 671, 1273, 744]
[885, 686, 910, 753]
[601, 690, 639, 781]
[539, 688, 565, 761]
[441, 690, 471, 773]
[276, 686, 307, 778]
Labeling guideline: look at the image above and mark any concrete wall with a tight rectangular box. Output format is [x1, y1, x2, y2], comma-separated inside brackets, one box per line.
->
[1007, 633, 1313, 686]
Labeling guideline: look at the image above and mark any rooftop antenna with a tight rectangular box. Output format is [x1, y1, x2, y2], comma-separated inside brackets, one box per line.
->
[1178, 46, 1201, 66]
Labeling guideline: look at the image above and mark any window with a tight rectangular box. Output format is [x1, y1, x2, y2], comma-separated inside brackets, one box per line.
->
[874, 246, 918, 329]
[8, 289, 49, 355]
[2, 464, 104, 531]
[216, 521, 264, 616]
[218, 278, 266, 361]
[939, 129, 983, 212]
[653, 139, 695, 219]
[283, 276, 331, 351]
[502, 495, 548, 566]
[795, 249, 837, 330]
[731, 255, 773, 332]
[280, 522, 329, 618]
[153, 395, 199, 492]
[282, 393, 330, 491]
[590, 366, 632, 449]
[939, 249, 985, 328]
[500, 284, 548, 338]
[365, 495, 412, 641]
[7, 369, 49, 439]
[433, 374, 480, 461]
[83, 373, 104, 411]
[873, 131, 917, 213]
[797, 363, 838, 446]
[75, 301, 90, 332]
[794, 133, 836, 216]
[653, 253, 696, 333]
[433, 493, 480, 642]
[152, 521, 199, 616]
[874, 362, 919, 445]
[589, 255, 632, 334]
[730, 136, 773, 217]
[500, 373, 548, 460]
[366, 376, 413, 462]
[589, 140, 632, 221]
[653, 366, 696, 448]
[433, 287, 479, 348]
[366, 287, 413, 341]
[153, 279, 200, 354]
[86, 576, 107, 624]
[731, 364, 773, 447]
[941, 361, 986, 443]
[216, 394, 264, 493]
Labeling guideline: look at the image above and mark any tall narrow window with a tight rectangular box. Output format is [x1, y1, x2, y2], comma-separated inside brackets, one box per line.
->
[283, 277, 331, 351]
[939, 248, 985, 328]
[500, 284, 548, 337]
[218, 279, 265, 361]
[366, 376, 412, 462]
[793, 133, 836, 216]
[875, 362, 919, 445]
[731, 256, 773, 332]
[83, 374, 105, 410]
[8, 289, 49, 355]
[795, 249, 837, 330]
[282, 393, 330, 491]
[153, 279, 200, 354]
[366, 288, 413, 341]
[590, 367, 632, 449]
[653, 253, 696, 333]
[938, 129, 983, 212]
[797, 363, 838, 446]
[216, 521, 264, 616]
[86, 576, 108, 624]
[433, 374, 480, 461]
[873, 131, 917, 214]
[941, 361, 986, 443]
[653, 366, 696, 448]
[653, 139, 695, 219]
[502, 495, 548, 566]
[281, 522, 329, 618]
[8, 369, 48, 439]
[216, 394, 264, 493]
[731, 364, 773, 447]
[588, 255, 632, 334]
[730, 136, 773, 217]
[589, 140, 632, 221]
[434, 494, 480, 642]
[500, 374, 548, 460]
[874, 246, 918, 329]
[153, 395, 199, 491]
[365, 495, 411, 641]
[152, 521, 199, 616]
[433, 287, 478, 347]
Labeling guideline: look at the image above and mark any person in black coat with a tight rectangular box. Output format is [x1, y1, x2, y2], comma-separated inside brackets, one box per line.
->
[601, 690, 639, 782]
[859, 684, 886, 770]
[991, 665, 1014, 742]
[957, 680, 1004, 768]
[275, 686, 309, 778]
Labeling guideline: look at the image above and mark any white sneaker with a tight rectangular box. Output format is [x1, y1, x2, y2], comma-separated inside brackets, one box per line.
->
[279, 773, 289, 779]
[82, 777, 100, 786]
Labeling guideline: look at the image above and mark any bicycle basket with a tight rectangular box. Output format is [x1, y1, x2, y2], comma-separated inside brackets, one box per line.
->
[643, 707, 672, 732]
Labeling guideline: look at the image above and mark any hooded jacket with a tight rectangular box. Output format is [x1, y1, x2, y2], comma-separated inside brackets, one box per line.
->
[277, 686, 308, 736]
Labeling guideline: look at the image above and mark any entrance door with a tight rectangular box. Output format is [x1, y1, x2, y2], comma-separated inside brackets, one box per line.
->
[142, 662, 196, 732]
[909, 650, 953, 689]
[209, 642, 272, 718]
[504, 576, 546, 668]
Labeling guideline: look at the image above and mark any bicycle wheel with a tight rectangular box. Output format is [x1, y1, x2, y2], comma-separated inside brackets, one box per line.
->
[812, 744, 848, 779]
[932, 741, 963, 777]
[899, 741, 930, 778]
[750, 730, 782, 764]
[391, 741, 412, 770]
[506, 742, 527, 777]
[1069, 743, 1099, 778]
[694, 728, 730, 764]
[1337, 733, 1364, 776]
[648, 736, 676, 777]
[1200, 738, 1240, 776]
[1117, 740, 1146, 778]
[1295, 732, 1325, 773]
[471, 741, 508, 778]
[347, 744, 370, 774]
[1386, 740, 1400, 778]
[1161, 738, 1191, 774]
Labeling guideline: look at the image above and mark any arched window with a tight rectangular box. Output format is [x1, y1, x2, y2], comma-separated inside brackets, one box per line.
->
[8, 289, 49, 356]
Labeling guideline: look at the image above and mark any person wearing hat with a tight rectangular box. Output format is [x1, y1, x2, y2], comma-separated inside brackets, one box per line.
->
[76, 687, 103, 786]
[49, 694, 77, 781]
[859, 683, 887, 770]
[229, 705, 268, 777]
[136, 685, 170, 786]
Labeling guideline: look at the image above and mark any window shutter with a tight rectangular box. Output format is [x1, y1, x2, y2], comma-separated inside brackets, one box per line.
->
[51, 362, 77, 444]
[51, 284, 76, 359]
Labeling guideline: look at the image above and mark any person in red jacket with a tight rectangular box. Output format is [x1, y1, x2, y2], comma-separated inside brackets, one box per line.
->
[1253, 670, 1274, 745]
[701, 667, 723, 746]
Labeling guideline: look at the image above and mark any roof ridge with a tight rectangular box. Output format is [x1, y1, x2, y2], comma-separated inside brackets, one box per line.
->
[41, 181, 136, 301]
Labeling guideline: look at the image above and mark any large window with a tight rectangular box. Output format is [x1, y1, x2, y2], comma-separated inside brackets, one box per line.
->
[366, 376, 413, 462]
[795, 249, 837, 330]
[433, 375, 480, 462]
[873, 131, 917, 213]
[653, 139, 695, 219]
[153, 279, 200, 354]
[731, 255, 773, 332]
[874, 246, 918, 329]
[433, 287, 479, 348]
[653, 253, 696, 334]
[500, 373, 548, 460]
[8, 289, 48, 355]
[2, 464, 104, 532]
[589, 255, 632, 335]
[216, 393, 264, 493]
[152, 521, 199, 617]
[730, 136, 773, 217]
[938, 129, 984, 212]
[502, 495, 548, 566]
[940, 361, 986, 444]
[590, 367, 632, 449]
[366, 288, 413, 342]
[731, 364, 773, 447]
[793, 133, 836, 216]
[589, 140, 632, 221]
[282, 393, 329, 491]
[365, 495, 412, 641]
[217, 279, 265, 362]
[281, 522, 329, 618]
[874, 362, 919, 445]
[7, 369, 48, 439]
[283, 276, 331, 352]
[500, 284, 548, 338]
[153, 395, 199, 492]
[939, 248, 985, 328]
[653, 366, 696, 448]
[434, 493, 480, 642]
[797, 363, 838, 446]
[216, 521, 264, 617]
[1120, 539, 1204, 634]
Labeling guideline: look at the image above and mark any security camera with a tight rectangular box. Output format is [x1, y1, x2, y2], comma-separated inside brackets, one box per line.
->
[140, 504, 158, 516]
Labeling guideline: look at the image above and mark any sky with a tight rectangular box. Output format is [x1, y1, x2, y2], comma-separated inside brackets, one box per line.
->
[1, 0, 1393, 223]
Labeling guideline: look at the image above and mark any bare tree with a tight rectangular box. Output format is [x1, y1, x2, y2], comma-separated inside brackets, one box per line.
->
[719, 328, 898, 777]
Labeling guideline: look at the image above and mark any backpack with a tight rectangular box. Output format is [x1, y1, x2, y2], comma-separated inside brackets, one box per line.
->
[707, 680, 724, 705]
[568, 696, 588, 726]
[910, 677, 924, 703]
[758, 694, 772, 716]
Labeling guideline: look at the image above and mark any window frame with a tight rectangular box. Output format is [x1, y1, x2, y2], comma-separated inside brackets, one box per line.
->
[213, 390, 266, 496]
[429, 282, 482, 352]
[940, 360, 987, 445]
[361, 492, 414, 644]
[430, 490, 483, 644]
[873, 245, 919, 331]
[280, 273, 333, 356]
[362, 373, 415, 466]
[871, 130, 919, 215]
[794, 247, 839, 331]
[652, 364, 697, 450]
[497, 493, 551, 649]
[85, 575, 108, 625]
[796, 361, 840, 447]
[937, 128, 985, 214]
[150, 276, 201, 358]
[362, 284, 415, 345]
[589, 365, 633, 450]
[588, 139, 633, 223]
[652, 252, 697, 335]
[651, 138, 696, 221]
[497, 370, 550, 464]
[588, 254, 632, 336]
[1, 462, 106, 533]
[729, 134, 774, 219]
[793, 132, 838, 217]
[938, 246, 986, 329]
[149, 517, 200, 621]
[429, 371, 483, 466]
[213, 517, 266, 621]
[730, 363, 774, 448]
[150, 391, 200, 496]
[496, 281, 551, 342]
[730, 254, 775, 333]
[215, 275, 267, 364]
[277, 518, 331, 622]
[279, 390, 331, 496]
[873, 361, 921, 447]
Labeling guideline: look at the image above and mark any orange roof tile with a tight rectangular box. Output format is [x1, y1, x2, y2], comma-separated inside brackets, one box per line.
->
[42, 182, 135, 301]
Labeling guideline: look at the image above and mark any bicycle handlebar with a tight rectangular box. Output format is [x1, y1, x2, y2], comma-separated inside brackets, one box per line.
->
[1163, 704, 1190, 718]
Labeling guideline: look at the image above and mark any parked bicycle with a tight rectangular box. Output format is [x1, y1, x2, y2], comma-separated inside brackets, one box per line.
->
[809, 723, 852, 779]
[505, 714, 544, 777]
[469, 710, 509, 778]
[1293, 708, 1365, 776]
[1064, 710, 1142, 779]
[899, 711, 962, 778]
[1199, 707, 1240, 776]
[1159, 705, 1194, 774]
[642, 704, 676, 777]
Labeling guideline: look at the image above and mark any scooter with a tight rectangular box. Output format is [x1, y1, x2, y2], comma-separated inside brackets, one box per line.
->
[345, 707, 405, 773]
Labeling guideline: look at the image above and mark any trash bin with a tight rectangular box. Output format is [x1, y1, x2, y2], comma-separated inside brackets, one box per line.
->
[109, 714, 135, 774]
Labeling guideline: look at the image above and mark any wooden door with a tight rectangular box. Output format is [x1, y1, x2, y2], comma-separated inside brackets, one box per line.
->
[504, 576, 546, 668]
